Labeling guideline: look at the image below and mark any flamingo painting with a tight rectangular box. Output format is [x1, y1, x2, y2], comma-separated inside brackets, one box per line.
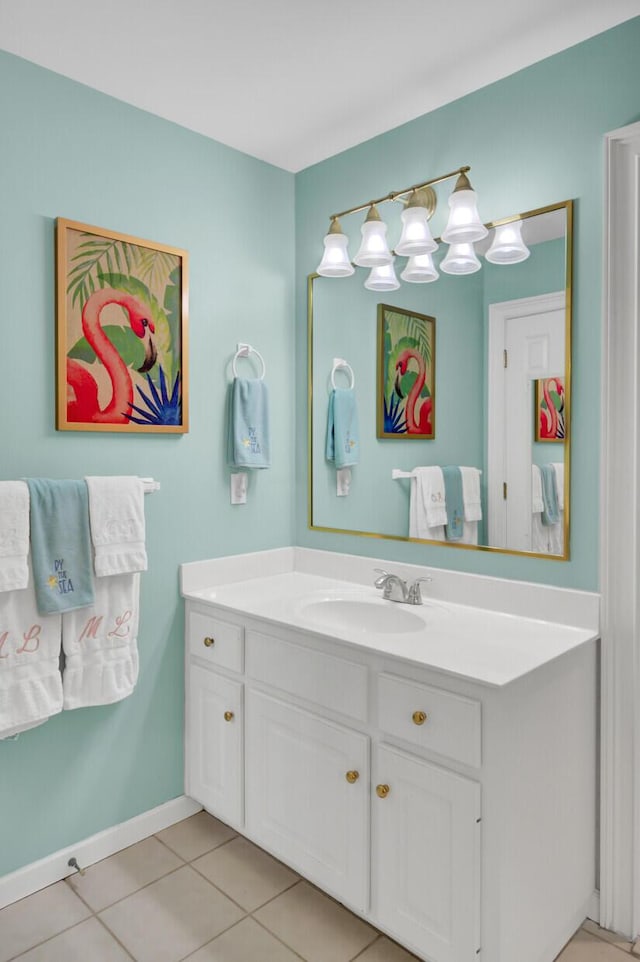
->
[66, 288, 157, 424]
[378, 304, 435, 439]
[57, 218, 188, 432]
[536, 376, 565, 441]
[394, 348, 434, 436]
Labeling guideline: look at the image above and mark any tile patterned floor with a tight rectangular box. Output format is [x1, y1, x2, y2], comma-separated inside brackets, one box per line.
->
[0, 811, 637, 961]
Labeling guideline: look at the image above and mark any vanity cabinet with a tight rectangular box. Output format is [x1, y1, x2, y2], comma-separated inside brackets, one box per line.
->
[245, 690, 370, 911]
[372, 743, 481, 962]
[183, 594, 596, 962]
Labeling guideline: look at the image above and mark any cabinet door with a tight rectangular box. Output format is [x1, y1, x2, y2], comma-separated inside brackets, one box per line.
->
[373, 744, 481, 962]
[187, 665, 243, 827]
[245, 689, 369, 912]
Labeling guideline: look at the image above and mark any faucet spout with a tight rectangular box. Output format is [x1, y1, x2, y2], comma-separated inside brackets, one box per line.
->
[374, 571, 409, 603]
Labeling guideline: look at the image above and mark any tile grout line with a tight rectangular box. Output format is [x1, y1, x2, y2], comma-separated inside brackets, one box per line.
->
[93, 914, 138, 961]
[249, 913, 310, 961]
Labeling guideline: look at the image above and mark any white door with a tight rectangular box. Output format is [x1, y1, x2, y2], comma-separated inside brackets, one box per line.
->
[187, 665, 243, 826]
[372, 743, 481, 962]
[488, 293, 565, 551]
[245, 689, 369, 912]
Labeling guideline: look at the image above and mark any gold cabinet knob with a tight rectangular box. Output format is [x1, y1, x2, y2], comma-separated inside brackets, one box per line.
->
[345, 770, 360, 784]
[412, 710, 428, 726]
[376, 784, 390, 799]
[223, 711, 234, 722]
[203, 636, 215, 648]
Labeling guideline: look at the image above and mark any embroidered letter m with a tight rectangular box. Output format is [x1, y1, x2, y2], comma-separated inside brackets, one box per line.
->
[78, 616, 104, 643]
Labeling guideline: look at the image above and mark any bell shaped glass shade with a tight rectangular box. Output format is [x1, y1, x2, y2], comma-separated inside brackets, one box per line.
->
[440, 242, 481, 275]
[442, 188, 488, 244]
[316, 230, 354, 277]
[485, 220, 530, 264]
[400, 252, 439, 283]
[364, 261, 400, 291]
[353, 206, 392, 267]
[395, 206, 438, 256]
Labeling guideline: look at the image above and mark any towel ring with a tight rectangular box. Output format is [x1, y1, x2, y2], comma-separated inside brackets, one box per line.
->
[331, 357, 355, 390]
[232, 343, 266, 380]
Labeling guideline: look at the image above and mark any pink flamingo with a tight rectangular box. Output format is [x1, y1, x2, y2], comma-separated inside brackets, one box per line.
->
[395, 348, 433, 435]
[539, 377, 564, 439]
[67, 289, 157, 424]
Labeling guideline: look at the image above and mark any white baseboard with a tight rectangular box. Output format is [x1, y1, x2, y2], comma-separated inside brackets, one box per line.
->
[0, 795, 202, 910]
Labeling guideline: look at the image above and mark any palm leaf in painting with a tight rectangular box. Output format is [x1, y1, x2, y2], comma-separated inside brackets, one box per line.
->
[67, 235, 141, 308]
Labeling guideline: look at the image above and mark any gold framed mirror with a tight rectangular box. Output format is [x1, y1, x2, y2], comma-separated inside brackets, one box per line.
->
[308, 199, 572, 559]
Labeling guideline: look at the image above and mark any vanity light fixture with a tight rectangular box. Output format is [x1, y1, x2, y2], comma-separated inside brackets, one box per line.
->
[440, 241, 482, 275]
[485, 219, 530, 264]
[400, 251, 439, 283]
[395, 188, 438, 255]
[315, 165, 519, 288]
[364, 260, 400, 292]
[440, 171, 488, 244]
[316, 217, 355, 277]
[353, 204, 392, 267]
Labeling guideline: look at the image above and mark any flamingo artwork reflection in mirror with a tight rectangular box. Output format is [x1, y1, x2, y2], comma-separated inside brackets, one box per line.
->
[377, 304, 435, 440]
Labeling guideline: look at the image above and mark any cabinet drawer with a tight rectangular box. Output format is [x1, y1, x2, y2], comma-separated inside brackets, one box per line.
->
[377, 673, 481, 768]
[246, 629, 368, 722]
[188, 610, 244, 673]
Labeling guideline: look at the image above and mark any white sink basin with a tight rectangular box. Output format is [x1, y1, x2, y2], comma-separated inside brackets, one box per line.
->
[298, 597, 427, 635]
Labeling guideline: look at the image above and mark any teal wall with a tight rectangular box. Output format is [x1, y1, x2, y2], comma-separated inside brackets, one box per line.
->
[0, 52, 295, 875]
[2, 16, 640, 880]
[295, 17, 640, 591]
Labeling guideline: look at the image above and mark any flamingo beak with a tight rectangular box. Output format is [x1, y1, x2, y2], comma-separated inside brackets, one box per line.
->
[137, 336, 157, 374]
[394, 367, 404, 398]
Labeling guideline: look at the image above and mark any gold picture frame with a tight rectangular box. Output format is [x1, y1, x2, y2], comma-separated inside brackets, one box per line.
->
[56, 218, 189, 433]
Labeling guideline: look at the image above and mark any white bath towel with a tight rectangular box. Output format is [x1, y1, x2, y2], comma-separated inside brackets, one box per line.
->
[85, 476, 147, 578]
[460, 467, 482, 522]
[531, 465, 544, 514]
[413, 467, 447, 526]
[62, 572, 140, 709]
[551, 462, 565, 511]
[0, 564, 63, 739]
[0, 481, 30, 593]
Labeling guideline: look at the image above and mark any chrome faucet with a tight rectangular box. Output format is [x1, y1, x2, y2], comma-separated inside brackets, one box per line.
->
[374, 569, 432, 605]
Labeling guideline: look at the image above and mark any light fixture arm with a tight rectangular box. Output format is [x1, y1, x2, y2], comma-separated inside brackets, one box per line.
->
[329, 165, 471, 221]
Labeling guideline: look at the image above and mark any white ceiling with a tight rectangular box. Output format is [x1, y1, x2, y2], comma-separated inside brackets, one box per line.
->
[0, 0, 637, 172]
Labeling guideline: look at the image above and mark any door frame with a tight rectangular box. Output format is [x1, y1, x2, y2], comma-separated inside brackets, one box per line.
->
[487, 291, 566, 549]
[600, 120, 640, 938]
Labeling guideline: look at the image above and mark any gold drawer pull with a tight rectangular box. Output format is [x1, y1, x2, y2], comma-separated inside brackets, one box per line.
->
[345, 770, 360, 784]
[412, 710, 428, 726]
[203, 636, 215, 648]
[223, 711, 234, 722]
[376, 783, 390, 799]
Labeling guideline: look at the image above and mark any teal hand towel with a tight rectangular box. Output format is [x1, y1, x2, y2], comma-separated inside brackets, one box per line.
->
[26, 479, 95, 615]
[442, 465, 464, 542]
[540, 464, 560, 526]
[326, 388, 359, 468]
[227, 378, 271, 469]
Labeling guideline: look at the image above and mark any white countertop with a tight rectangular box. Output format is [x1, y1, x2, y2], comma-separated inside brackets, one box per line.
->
[183, 570, 598, 688]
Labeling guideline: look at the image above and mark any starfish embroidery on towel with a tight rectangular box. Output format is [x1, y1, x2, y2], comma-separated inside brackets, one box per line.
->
[48, 575, 58, 589]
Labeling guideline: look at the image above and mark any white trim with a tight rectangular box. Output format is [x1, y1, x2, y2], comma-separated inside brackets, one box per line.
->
[600, 120, 640, 939]
[0, 795, 201, 910]
[587, 890, 601, 926]
[487, 292, 566, 549]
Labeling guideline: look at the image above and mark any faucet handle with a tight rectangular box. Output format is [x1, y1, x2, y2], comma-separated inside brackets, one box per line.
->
[373, 568, 389, 589]
[407, 576, 433, 605]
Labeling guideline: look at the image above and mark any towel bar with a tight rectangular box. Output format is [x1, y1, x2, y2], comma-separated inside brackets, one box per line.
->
[392, 467, 482, 480]
[139, 477, 160, 493]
